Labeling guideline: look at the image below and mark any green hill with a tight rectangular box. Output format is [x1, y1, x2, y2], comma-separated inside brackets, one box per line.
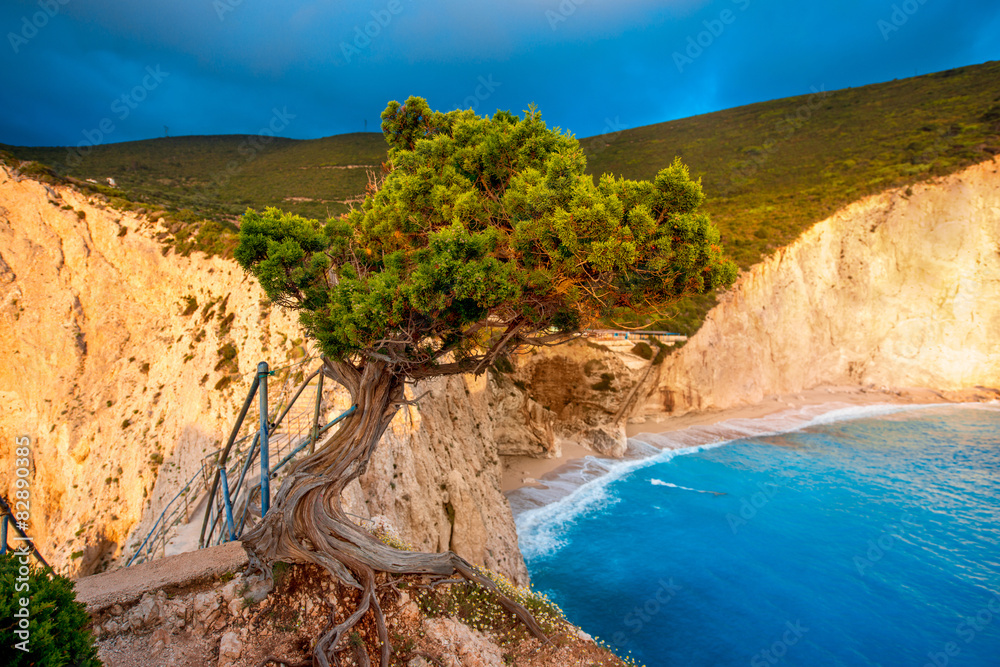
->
[1, 132, 388, 222]
[5, 60, 999, 333]
[583, 60, 1000, 268]
[582, 60, 1000, 331]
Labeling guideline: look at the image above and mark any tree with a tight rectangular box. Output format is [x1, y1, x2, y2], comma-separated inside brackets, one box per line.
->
[235, 96, 737, 665]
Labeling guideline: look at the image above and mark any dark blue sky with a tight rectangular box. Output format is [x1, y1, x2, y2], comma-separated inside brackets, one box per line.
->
[2, 0, 998, 147]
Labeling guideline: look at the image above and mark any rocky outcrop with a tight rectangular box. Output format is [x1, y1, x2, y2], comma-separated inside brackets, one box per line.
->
[651, 157, 1000, 414]
[491, 375, 557, 458]
[504, 341, 658, 457]
[78, 547, 624, 667]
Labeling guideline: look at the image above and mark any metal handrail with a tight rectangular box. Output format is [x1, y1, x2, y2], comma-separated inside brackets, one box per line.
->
[270, 405, 357, 472]
[223, 404, 357, 546]
[205, 365, 318, 546]
[258, 362, 271, 517]
[126, 463, 206, 566]
[127, 358, 353, 564]
[199, 371, 262, 547]
[0, 496, 53, 573]
[219, 465, 236, 542]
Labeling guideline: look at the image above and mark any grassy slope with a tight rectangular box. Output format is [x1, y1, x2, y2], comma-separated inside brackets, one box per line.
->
[5, 61, 999, 332]
[582, 60, 1000, 332]
[2, 132, 388, 222]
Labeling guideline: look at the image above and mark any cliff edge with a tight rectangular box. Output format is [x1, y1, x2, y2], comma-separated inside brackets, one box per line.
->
[651, 157, 1000, 414]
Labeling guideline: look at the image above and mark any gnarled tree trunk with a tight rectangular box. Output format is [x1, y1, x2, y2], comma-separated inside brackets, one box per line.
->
[241, 358, 545, 666]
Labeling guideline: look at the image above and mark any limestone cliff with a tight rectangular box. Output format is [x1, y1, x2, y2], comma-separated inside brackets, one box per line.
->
[502, 341, 658, 457]
[651, 157, 1000, 414]
[0, 165, 528, 582]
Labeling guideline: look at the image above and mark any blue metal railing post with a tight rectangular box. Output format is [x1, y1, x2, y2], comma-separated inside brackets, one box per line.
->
[1, 513, 8, 555]
[0, 496, 51, 572]
[218, 465, 236, 541]
[258, 361, 270, 516]
[200, 372, 261, 548]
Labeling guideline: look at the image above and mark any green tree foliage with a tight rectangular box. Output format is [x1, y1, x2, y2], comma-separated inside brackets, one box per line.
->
[236, 97, 736, 377]
[0, 553, 102, 666]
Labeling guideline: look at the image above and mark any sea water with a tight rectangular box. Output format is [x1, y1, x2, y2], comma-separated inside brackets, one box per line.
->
[511, 404, 1000, 667]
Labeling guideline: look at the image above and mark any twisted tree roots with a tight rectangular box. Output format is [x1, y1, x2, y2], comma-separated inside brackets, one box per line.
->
[240, 360, 545, 666]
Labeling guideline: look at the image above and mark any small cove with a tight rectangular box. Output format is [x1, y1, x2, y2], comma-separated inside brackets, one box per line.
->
[512, 404, 1000, 666]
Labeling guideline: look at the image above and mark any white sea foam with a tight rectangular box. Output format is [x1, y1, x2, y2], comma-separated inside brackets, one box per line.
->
[650, 479, 725, 495]
[515, 441, 725, 560]
[513, 401, 981, 560]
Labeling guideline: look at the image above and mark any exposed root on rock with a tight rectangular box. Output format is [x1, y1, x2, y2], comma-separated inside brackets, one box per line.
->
[257, 657, 312, 667]
[240, 359, 547, 666]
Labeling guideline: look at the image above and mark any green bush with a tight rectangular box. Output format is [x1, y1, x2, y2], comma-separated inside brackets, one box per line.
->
[15, 161, 57, 181]
[590, 372, 614, 391]
[652, 340, 671, 365]
[0, 552, 102, 666]
[630, 342, 653, 360]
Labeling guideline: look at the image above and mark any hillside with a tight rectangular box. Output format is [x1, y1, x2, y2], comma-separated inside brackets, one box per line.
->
[582, 60, 1000, 268]
[0, 133, 387, 222]
[647, 156, 1000, 415]
[5, 60, 999, 333]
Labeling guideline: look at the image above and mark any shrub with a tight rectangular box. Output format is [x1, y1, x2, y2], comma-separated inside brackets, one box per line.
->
[416, 564, 566, 638]
[214, 342, 239, 374]
[15, 161, 57, 181]
[0, 552, 102, 666]
[590, 372, 614, 391]
[630, 342, 653, 360]
[652, 340, 670, 365]
[180, 295, 198, 317]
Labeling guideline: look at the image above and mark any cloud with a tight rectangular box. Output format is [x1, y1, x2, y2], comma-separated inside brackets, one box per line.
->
[0, 0, 998, 146]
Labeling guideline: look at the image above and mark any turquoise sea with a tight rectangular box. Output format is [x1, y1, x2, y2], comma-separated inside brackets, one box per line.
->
[510, 404, 1000, 667]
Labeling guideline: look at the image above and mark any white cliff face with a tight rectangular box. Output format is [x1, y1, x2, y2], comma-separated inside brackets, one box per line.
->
[347, 373, 530, 583]
[0, 166, 528, 582]
[652, 157, 1000, 414]
[0, 166, 305, 575]
[505, 342, 657, 457]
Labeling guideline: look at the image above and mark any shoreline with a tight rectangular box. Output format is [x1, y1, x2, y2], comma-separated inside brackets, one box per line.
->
[500, 384, 998, 493]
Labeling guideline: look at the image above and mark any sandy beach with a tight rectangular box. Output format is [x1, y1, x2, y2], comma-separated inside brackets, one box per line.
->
[500, 384, 998, 492]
